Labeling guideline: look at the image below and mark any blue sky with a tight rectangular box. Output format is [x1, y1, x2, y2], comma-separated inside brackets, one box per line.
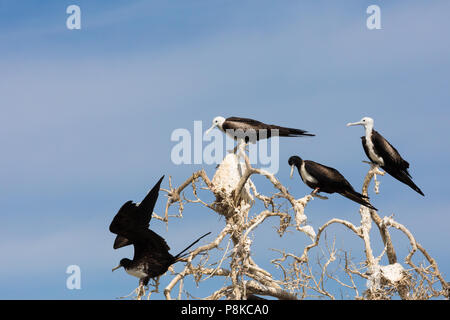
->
[0, 1, 449, 299]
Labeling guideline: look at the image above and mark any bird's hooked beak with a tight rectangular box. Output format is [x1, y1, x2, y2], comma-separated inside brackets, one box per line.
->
[346, 121, 363, 127]
[112, 264, 122, 272]
[290, 164, 295, 179]
[205, 123, 217, 136]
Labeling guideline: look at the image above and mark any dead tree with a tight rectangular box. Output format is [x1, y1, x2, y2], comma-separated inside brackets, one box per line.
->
[130, 152, 448, 300]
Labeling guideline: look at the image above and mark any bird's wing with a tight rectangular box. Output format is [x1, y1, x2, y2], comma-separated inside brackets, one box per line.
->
[224, 117, 313, 137]
[304, 161, 353, 189]
[223, 117, 265, 132]
[109, 200, 141, 249]
[109, 176, 164, 249]
[113, 235, 132, 249]
[132, 229, 171, 261]
[137, 175, 164, 226]
[226, 117, 264, 125]
[109, 200, 138, 236]
[109, 201, 169, 247]
[361, 136, 372, 161]
[372, 130, 410, 171]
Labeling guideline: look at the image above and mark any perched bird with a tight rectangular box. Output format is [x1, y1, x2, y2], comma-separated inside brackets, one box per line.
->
[347, 117, 424, 196]
[288, 156, 377, 210]
[205, 116, 314, 143]
[110, 176, 211, 287]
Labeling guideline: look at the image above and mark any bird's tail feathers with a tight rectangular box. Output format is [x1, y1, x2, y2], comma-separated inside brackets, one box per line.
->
[274, 126, 315, 137]
[174, 232, 211, 260]
[341, 189, 378, 211]
[386, 168, 424, 196]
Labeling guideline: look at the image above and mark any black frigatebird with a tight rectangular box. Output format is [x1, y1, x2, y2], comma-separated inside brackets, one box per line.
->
[347, 117, 424, 196]
[288, 156, 377, 210]
[109, 176, 211, 287]
[205, 116, 314, 143]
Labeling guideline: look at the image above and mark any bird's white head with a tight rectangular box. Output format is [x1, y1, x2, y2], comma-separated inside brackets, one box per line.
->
[346, 117, 374, 130]
[205, 116, 226, 136]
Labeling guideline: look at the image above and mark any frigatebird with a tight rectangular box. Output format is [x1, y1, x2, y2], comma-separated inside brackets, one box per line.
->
[109, 176, 211, 286]
[288, 156, 377, 210]
[205, 116, 314, 143]
[347, 117, 424, 196]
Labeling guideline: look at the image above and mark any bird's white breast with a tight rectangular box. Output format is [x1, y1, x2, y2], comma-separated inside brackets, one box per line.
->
[366, 132, 384, 166]
[300, 163, 318, 184]
[126, 268, 147, 279]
